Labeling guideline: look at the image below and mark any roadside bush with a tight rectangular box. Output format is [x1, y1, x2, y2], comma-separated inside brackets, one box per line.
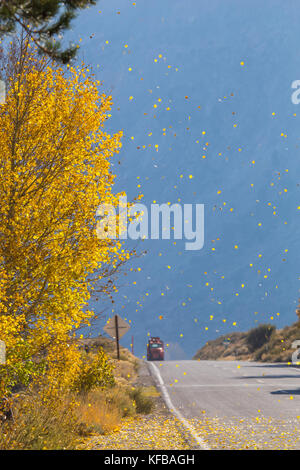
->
[129, 387, 154, 414]
[104, 386, 137, 417]
[71, 348, 115, 393]
[0, 393, 79, 450]
[246, 324, 276, 352]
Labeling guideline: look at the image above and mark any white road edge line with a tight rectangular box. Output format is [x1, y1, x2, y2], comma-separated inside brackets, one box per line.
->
[148, 362, 211, 451]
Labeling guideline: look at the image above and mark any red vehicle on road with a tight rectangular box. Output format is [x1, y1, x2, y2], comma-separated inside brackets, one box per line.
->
[147, 337, 164, 361]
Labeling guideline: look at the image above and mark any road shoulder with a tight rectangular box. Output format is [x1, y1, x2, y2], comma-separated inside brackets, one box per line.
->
[86, 360, 195, 450]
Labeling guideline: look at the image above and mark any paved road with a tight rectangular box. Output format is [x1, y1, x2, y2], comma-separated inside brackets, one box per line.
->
[149, 360, 300, 449]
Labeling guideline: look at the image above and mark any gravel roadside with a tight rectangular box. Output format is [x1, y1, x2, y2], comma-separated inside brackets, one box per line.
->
[87, 361, 199, 450]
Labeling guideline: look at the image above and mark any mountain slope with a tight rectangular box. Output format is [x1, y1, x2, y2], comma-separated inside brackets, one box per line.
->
[193, 322, 300, 363]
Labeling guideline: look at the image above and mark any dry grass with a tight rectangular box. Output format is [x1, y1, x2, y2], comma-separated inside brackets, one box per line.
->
[76, 384, 154, 440]
[0, 340, 154, 450]
[0, 384, 153, 449]
[113, 359, 138, 384]
[76, 390, 121, 435]
[0, 392, 80, 450]
[141, 385, 161, 398]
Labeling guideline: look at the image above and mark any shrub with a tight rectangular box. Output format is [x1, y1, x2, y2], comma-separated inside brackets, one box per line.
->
[0, 393, 79, 450]
[104, 386, 137, 417]
[246, 324, 276, 352]
[71, 348, 115, 393]
[129, 387, 154, 414]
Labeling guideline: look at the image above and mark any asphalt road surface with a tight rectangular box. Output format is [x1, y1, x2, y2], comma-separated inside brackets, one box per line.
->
[149, 360, 300, 449]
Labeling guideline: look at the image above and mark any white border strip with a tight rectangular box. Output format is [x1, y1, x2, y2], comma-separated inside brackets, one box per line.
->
[148, 362, 211, 450]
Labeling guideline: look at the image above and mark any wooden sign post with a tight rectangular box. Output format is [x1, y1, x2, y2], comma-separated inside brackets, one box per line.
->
[103, 315, 130, 360]
[115, 315, 120, 360]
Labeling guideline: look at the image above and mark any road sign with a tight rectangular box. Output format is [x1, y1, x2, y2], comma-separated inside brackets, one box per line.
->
[0, 340, 6, 365]
[104, 315, 130, 339]
[103, 315, 130, 359]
